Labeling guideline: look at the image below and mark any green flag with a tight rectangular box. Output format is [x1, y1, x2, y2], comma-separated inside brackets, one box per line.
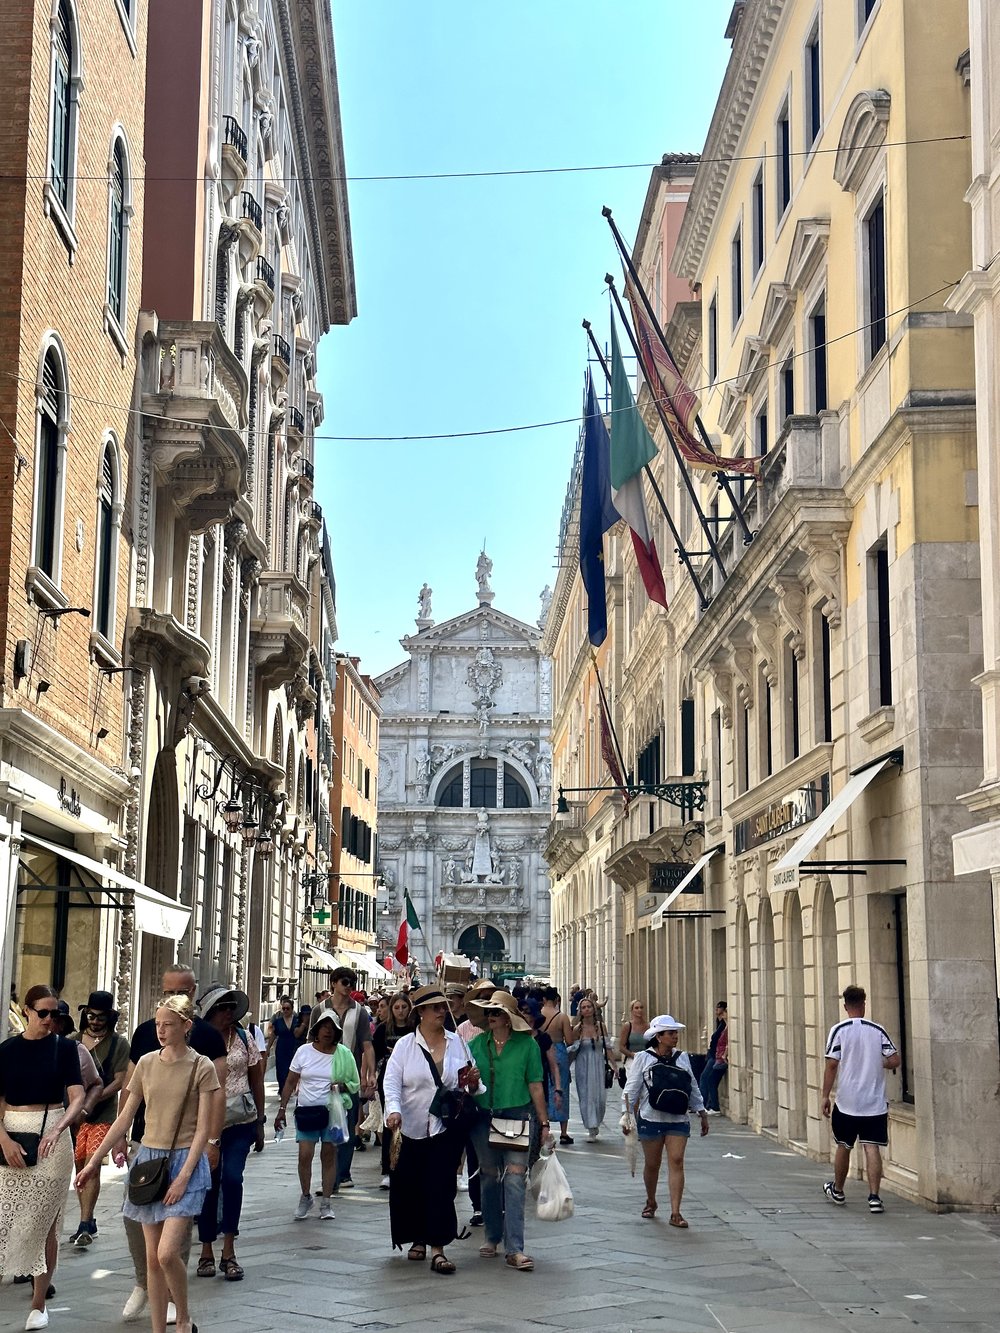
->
[610, 316, 657, 491]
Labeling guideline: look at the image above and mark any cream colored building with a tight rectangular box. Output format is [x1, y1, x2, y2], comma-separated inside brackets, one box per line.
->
[563, 0, 995, 1208]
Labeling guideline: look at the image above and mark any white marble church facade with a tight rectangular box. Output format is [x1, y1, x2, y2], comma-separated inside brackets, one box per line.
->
[375, 562, 553, 978]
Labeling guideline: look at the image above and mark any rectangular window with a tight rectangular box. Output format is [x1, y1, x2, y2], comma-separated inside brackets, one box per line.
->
[708, 295, 718, 384]
[755, 403, 769, 458]
[680, 698, 696, 776]
[781, 354, 795, 423]
[860, 0, 879, 28]
[809, 299, 828, 412]
[738, 704, 750, 796]
[777, 102, 791, 217]
[710, 710, 722, 819]
[805, 23, 822, 148]
[731, 224, 743, 328]
[865, 192, 887, 361]
[893, 893, 914, 1102]
[763, 678, 773, 778]
[873, 543, 892, 705]
[751, 166, 765, 275]
[789, 646, 800, 760]
[820, 612, 833, 742]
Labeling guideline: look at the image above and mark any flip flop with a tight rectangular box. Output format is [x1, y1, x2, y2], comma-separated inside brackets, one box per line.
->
[407, 1245, 427, 1261]
[669, 1213, 689, 1229]
[641, 1202, 657, 1219]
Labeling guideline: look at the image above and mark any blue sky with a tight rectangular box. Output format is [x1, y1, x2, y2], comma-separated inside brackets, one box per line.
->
[318, 2, 732, 677]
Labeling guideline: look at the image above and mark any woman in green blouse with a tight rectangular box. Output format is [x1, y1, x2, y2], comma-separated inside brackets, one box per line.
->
[469, 991, 552, 1273]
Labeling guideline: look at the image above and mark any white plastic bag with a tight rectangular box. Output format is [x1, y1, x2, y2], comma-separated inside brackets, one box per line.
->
[328, 1094, 349, 1144]
[359, 1097, 383, 1136]
[532, 1148, 574, 1222]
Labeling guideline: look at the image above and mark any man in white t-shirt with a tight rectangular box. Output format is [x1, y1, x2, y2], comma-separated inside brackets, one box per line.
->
[821, 984, 900, 1213]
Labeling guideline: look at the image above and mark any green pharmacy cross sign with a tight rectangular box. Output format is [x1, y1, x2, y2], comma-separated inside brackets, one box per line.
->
[310, 906, 333, 931]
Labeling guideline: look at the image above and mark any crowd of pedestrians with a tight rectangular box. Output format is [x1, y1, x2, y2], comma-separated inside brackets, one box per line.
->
[0, 970, 900, 1326]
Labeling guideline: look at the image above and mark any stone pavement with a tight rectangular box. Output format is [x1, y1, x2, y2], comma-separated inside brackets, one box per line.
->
[4, 1092, 1000, 1333]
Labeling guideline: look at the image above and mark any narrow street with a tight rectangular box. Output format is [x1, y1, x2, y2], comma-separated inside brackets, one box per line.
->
[6, 1097, 1000, 1333]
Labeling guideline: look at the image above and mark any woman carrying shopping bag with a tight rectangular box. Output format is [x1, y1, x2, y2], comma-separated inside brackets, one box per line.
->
[274, 1011, 358, 1220]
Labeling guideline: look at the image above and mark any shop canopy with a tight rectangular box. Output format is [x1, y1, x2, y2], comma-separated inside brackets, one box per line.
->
[637, 848, 720, 931]
[773, 753, 901, 875]
[20, 833, 191, 940]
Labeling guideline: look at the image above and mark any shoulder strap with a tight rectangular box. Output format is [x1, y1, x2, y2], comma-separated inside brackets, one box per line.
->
[235, 1026, 249, 1050]
[487, 1037, 496, 1110]
[168, 1057, 201, 1152]
[418, 1043, 444, 1089]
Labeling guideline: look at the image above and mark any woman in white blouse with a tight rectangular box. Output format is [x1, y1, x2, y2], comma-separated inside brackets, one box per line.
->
[383, 984, 481, 1275]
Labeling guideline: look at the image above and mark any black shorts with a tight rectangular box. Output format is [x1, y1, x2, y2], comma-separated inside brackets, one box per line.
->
[831, 1105, 888, 1148]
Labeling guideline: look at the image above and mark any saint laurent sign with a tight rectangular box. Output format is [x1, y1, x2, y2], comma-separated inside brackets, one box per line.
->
[733, 775, 830, 856]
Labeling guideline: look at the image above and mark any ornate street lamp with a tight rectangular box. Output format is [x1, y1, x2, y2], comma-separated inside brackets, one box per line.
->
[555, 778, 708, 816]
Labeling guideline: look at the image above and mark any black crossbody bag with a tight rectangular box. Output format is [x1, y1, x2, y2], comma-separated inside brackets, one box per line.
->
[128, 1059, 199, 1206]
[419, 1046, 481, 1135]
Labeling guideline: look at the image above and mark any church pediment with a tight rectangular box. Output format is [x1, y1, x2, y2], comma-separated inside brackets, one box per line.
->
[401, 605, 541, 652]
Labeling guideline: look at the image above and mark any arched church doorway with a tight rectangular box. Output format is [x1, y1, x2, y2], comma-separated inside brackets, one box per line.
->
[457, 924, 506, 971]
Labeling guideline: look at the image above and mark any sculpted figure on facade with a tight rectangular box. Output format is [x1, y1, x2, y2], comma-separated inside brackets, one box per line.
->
[417, 582, 433, 621]
[537, 584, 553, 629]
[476, 549, 494, 600]
[443, 856, 458, 885]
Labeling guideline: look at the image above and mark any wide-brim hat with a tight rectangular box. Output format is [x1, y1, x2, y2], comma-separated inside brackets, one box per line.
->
[197, 985, 250, 1023]
[444, 982, 468, 999]
[644, 1014, 685, 1040]
[480, 990, 531, 1033]
[309, 1008, 343, 1038]
[409, 983, 450, 1010]
[463, 979, 497, 1013]
[79, 989, 118, 1021]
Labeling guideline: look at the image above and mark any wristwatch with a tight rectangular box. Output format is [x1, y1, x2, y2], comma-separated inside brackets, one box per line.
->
[208, 1137, 221, 1147]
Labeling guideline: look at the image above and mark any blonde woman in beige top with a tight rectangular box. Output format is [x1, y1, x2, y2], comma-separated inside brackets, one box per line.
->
[77, 996, 222, 1333]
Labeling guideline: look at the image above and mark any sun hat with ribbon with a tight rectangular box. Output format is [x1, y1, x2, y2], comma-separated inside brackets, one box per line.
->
[643, 1014, 686, 1041]
[479, 989, 532, 1033]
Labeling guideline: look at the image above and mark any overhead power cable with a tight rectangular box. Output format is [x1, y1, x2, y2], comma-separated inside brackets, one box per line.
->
[0, 277, 964, 443]
[0, 134, 970, 186]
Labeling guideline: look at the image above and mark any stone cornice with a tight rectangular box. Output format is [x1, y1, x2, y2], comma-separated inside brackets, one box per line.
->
[0, 709, 132, 806]
[843, 404, 977, 505]
[276, 0, 356, 330]
[674, 0, 785, 282]
[400, 605, 541, 650]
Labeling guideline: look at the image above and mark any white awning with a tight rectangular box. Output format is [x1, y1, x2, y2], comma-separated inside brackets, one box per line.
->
[21, 834, 191, 940]
[773, 758, 896, 873]
[339, 948, 393, 981]
[637, 849, 719, 931]
[953, 820, 1000, 876]
[305, 944, 343, 972]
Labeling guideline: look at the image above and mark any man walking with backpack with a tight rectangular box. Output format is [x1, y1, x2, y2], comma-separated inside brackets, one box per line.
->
[70, 990, 130, 1246]
[622, 1015, 708, 1227]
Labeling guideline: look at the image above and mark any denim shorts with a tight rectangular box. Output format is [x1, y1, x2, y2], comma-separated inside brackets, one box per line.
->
[636, 1113, 690, 1141]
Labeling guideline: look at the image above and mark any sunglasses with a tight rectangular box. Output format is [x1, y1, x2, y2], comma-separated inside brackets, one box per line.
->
[33, 1007, 59, 1018]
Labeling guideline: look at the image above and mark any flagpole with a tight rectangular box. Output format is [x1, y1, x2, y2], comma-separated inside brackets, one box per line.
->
[603, 206, 755, 546]
[604, 278, 727, 580]
[583, 320, 711, 608]
[589, 648, 629, 784]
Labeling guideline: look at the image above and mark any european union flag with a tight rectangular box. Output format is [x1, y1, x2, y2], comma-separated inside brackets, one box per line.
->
[579, 371, 620, 647]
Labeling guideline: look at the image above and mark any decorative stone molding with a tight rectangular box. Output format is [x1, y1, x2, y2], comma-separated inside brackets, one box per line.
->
[774, 577, 807, 660]
[834, 90, 891, 193]
[803, 534, 845, 626]
[784, 217, 831, 292]
[749, 612, 779, 688]
[731, 642, 756, 708]
[707, 661, 734, 729]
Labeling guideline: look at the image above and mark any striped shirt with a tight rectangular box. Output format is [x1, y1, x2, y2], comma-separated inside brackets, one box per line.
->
[825, 1017, 897, 1117]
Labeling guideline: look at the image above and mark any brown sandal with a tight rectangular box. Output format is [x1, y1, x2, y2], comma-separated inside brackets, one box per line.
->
[196, 1257, 216, 1278]
[669, 1213, 688, 1228]
[219, 1256, 244, 1280]
[407, 1245, 426, 1261]
[641, 1202, 657, 1219]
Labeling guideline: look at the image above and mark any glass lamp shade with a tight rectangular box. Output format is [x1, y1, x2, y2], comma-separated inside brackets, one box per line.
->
[256, 834, 274, 860]
[221, 796, 244, 834]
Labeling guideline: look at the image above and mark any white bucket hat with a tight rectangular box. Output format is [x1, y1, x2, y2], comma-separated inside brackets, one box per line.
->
[643, 1014, 685, 1041]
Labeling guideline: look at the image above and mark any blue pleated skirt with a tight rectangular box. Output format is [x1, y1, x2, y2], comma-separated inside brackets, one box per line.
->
[121, 1145, 211, 1224]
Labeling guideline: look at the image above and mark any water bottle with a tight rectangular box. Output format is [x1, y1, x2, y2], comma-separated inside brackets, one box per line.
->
[274, 1127, 284, 1144]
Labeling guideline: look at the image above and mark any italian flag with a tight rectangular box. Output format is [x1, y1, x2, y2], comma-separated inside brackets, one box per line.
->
[395, 890, 420, 966]
[610, 315, 668, 610]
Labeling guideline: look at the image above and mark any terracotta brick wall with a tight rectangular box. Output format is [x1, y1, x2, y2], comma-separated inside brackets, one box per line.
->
[0, 0, 147, 764]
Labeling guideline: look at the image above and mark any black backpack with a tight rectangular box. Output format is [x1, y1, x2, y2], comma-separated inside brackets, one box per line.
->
[644, 1051, 692, 1114]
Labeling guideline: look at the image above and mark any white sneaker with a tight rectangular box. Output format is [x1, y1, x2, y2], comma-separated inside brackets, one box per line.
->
[25, 1311, 49, 1331]
[587, 1128, 599, 1141]
[380, 1175, 390, 1190]
[122, 1287, 148, 1321]
[319, 1198, 335, 1220]
[294, 1192, 314, 1220]
[166, 1302, 176, 1326]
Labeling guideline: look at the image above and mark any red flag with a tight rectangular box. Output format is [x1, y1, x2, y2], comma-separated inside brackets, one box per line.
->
[624, 278, 760, 476]
[596, 670, 630, 808]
